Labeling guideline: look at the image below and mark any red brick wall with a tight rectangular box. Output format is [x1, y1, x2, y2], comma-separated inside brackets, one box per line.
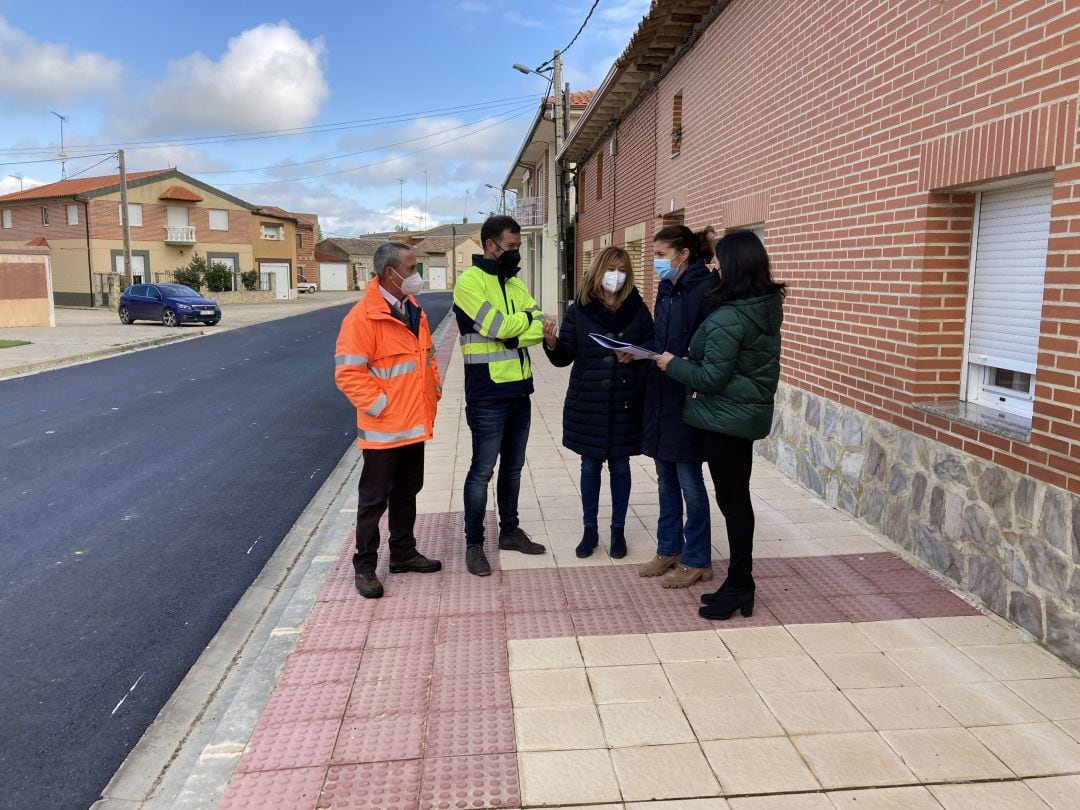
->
[87, 200, 251, 244]
[0, 200, 86, 241]
[574, 0, 1080, 493]
[296, 224, 316, 281]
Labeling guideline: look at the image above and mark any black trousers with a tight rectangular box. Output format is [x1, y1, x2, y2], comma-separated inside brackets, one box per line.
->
[704, 432, 756, 589]
[354, 442, 424, 574]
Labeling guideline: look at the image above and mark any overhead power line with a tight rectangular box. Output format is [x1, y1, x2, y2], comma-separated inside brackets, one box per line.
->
[535, 0, 601, 72]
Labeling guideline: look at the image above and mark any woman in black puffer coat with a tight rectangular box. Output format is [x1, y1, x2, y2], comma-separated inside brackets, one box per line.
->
[543, 246, 654, 559]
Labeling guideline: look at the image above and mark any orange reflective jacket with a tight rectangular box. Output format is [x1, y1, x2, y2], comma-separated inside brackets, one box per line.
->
[334, 277, 441, 450]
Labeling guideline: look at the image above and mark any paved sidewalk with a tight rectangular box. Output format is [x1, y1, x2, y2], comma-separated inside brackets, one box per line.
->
[213, 327, 1080, 810]
[0, 292, 355, 379]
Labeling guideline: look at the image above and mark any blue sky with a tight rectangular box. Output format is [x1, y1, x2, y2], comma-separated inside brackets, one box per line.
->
[0, 0, 650, 235]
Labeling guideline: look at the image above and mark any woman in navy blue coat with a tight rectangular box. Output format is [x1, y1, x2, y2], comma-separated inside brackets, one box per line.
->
[637, 225, 715, 588]
[544, 246, 654, 558]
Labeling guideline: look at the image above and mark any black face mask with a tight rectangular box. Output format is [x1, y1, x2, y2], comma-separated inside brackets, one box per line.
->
[496, 246, 521, 274]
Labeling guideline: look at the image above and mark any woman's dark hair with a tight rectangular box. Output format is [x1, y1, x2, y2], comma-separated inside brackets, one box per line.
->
[653, 224, 711, 265]
[708, 230, 786, 304]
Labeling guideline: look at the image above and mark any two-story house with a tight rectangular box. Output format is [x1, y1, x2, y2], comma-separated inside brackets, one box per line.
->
[0, 169, 255, 306]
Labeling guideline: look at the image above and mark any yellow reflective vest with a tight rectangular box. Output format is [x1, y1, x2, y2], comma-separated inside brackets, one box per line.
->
[452, 256, 545, 401]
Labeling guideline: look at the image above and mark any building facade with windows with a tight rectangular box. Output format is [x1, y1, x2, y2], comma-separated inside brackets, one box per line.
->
[0, 169, 255, 306]
[564, 0, 1080, 664]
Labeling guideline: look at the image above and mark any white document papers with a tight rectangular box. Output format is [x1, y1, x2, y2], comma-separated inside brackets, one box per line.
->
[587, 332, 656, 360]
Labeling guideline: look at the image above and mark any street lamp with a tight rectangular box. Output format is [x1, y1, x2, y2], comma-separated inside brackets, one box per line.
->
[512, 63, 551, 77]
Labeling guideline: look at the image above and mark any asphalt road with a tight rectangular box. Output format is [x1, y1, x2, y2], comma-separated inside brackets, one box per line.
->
[0, 291, 454, 810]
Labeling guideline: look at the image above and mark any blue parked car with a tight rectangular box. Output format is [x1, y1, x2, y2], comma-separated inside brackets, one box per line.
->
[118, 284, 221, 327]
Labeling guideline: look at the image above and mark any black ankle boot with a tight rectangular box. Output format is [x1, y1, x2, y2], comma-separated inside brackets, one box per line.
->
[609, 527, 627, 559]
[698, 584, 755, 620]
[576, 526, 600, 558]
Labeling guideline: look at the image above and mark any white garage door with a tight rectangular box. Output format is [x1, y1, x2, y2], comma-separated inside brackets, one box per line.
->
[260, 262, 290, 299]
[427, 266, 447, 290]
[320, 262, 348, 291]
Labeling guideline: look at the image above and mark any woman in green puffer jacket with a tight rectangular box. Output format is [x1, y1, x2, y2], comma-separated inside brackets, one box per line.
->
[655, 230, 786, 620]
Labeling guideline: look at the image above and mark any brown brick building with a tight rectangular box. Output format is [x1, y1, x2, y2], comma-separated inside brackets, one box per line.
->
[563, 0, 1080, 663]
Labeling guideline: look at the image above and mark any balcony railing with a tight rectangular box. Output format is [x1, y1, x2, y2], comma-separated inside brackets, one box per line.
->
[165, 225, 196, 245]
[513, 197, 544, 228]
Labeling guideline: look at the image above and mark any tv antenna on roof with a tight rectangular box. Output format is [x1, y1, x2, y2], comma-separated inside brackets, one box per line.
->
[51, 111, 69, 179]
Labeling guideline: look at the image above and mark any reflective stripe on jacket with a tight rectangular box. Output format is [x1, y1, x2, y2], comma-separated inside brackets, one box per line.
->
[334, 276, 441, 450]
[452, 255, 545, 402]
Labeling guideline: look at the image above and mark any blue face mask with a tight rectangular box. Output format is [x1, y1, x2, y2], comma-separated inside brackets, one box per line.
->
[653, 258, 677, 281]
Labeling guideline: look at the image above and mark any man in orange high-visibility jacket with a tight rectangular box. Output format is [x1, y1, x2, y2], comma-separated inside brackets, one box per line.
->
[335, 242, 443, 598]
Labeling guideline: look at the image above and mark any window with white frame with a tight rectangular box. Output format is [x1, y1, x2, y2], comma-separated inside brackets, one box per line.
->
[261, 223, 284, 240]
[209, 209, 229, 230]
[67, 204, 78, 225]
[118, 203, 143, 227]
[962, 182, 1053, 420]
[41, 207, 49, 226]
[1, 210, 10, 229]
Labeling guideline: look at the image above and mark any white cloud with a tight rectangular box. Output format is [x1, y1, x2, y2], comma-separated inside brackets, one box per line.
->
[146, 22, 327, 134]
[0, 17, 122, 104]
[0, 174, 45, 196]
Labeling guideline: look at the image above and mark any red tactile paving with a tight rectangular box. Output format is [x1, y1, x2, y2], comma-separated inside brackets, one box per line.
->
[429, 671, 512, 713]
[434, 637, 509, 676]
[437, 613, 506, 645]
[365, 616, 438, 649]
[439, 573, 504, 615]
[891, 589, 979, 618]
[571, 607, 646, 636]
[827, 593, 912, 622]
[638, 602, 722, 634]
[560, 568, 636, 611]
[236, 717, 342, 773]
[372, 579, 443, 620]
[331, 713, 425, 764]
[423, 707, 516, 758]
[505, 609, 577, 640]
[355, 644, 436, 681]
[296, 621, 371, 653]
[216, 765, 325, 810]
[309, 599, 377, 623]
[257, 683, 353, 727]
[764, 595, 850, 625]
[755, 575, 822, 600]
[345, 674, 431, 719]
[318, 760, 423, 810]
[418, 752, 521, 810]
[277, 650, 364, 688]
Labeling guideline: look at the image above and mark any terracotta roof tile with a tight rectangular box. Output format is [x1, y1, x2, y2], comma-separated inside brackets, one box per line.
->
[0, 169, 173, 202]
[26, 236, 49, 247]
[314, 250, 347, 262]
[158, 185, 203, 202]
[255, 205, 298, 221]
[546, 90, 596, 107]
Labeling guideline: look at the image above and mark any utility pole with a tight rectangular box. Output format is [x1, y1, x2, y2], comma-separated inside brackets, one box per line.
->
[118, 149, 133, 290]
[463, 189, 470, 223]
[7, 173, 23, 191]
[51, 111, 69, 179]
[551, 49, 569, 318]
[395, 178, 404, 231]
[423, 170, 429, 231]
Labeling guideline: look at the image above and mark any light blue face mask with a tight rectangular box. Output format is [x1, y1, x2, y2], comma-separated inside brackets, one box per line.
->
[653, 258, 678, 281]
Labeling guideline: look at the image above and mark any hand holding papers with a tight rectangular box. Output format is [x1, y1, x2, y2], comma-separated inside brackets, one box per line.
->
[588, 332, 657, 361]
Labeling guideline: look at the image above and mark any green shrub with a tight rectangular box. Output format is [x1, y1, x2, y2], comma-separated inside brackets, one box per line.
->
[240, 270, 259, 291]
[174, 254, 206, 289]
[204, 261, 234, 292]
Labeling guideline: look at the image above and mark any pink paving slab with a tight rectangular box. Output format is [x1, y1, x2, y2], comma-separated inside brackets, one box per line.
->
[277, 650, 364, 689]
[423, 707, 516, 758]
[331, 713, 425, 765]
[433, 637, 510, 676]
[365, 617, 438, 649]
[216, 765, 326, 810]
[344, 675, 430, 720]
[827, 593, 912, 622]
[428, 671, 512, 714]
[504, 609, 576, 640]
[235, 717, 342, 773]
[295, 621, 371, 654]
[355, 644, 436, 681]
[257, 683, 353, 728]
[418, 752, 521, 810]
[436, 613, 506, 645]
[318, 760, 423, 810]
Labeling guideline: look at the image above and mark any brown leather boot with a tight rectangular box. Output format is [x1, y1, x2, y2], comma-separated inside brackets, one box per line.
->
[660, 563, 713, 589]
[639, 554, 678, 577]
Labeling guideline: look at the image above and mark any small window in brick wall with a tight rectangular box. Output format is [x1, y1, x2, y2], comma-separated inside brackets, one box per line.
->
[41, 207, 49, 226]
[67, 204, 78, 225]
[671, 92, 683, 156]
[1, 210, 11, 229]
[596, 152, 604, 201]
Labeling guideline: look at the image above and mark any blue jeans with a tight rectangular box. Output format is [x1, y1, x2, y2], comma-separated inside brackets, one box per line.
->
[655, 459, 711, 568]
[580, 456, 631, 529]
[464, 397, 531, 545]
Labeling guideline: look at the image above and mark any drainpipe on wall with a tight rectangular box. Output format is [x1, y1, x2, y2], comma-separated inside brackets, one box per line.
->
[78, 196, 94, 306]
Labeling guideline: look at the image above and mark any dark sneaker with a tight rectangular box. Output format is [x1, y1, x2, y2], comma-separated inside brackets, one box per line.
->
[354, 570, 384, 599]
[498, 527, 546, 555]
[466, 545, 492, 577]
[389, 553, 443, 574]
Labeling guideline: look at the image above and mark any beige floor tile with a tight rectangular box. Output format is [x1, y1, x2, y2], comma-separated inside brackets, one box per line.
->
[625, 800, 730, 810]
[548, 806, 624, 810]
[702, 737, 820, 794]
[816, 653, 916, 689]
[855, 619, 951, 651]
[929, 781, 1051, 809]
[511, 667, 594, 708]
[763, 690, 872, 735]
[664, 660, 755, 699]
[739, 655, 836, 693]
[924, 682, 1046, 726]
[589, 664, 676, 703]
[970, 722, 1080, 777]
[514, 705, 607, 751]
[599, 699, 696, 747]
[789, 623, 880, 656]
[881, 728, 1012, 782]
[920, 615, 1026, 646]
[959, 643, 1073, 681]
[1056, 717, 1080, 742]
[612, 743, 721, 802]
[519, 748, 622, 806]
[580, 633, 659, 667]
[815, 536, 889, 555]
[1005, 678, 1080, 720]
[801, 520, 874, 538]
[681, 694, 785, 740]
[508, 637, 583, 670]
[827, 785, 943, 809]
[1025, 775, 1080, 809]
[718, 626, 802, 659]
[649, 630, 732, 663]
[729, 797, 833, 810]
[793, 731, 916, 789]
[843, 686, 959, 730]
[755, 538, 830, 557]
[885, 647, 994, 686]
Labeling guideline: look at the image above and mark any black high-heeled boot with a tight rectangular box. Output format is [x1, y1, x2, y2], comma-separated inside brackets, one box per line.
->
[576, 526, 600, 558]
[698, 584, 755, 620]
[609, 526, 627, 559]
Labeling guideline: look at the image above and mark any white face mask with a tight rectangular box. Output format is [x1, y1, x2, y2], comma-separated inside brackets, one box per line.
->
[601, 269, 626, 294]
[395, 268, 424, 297]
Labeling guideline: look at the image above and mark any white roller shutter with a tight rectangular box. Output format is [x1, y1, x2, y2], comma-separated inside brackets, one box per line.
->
[967, 183, 1052, 374]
